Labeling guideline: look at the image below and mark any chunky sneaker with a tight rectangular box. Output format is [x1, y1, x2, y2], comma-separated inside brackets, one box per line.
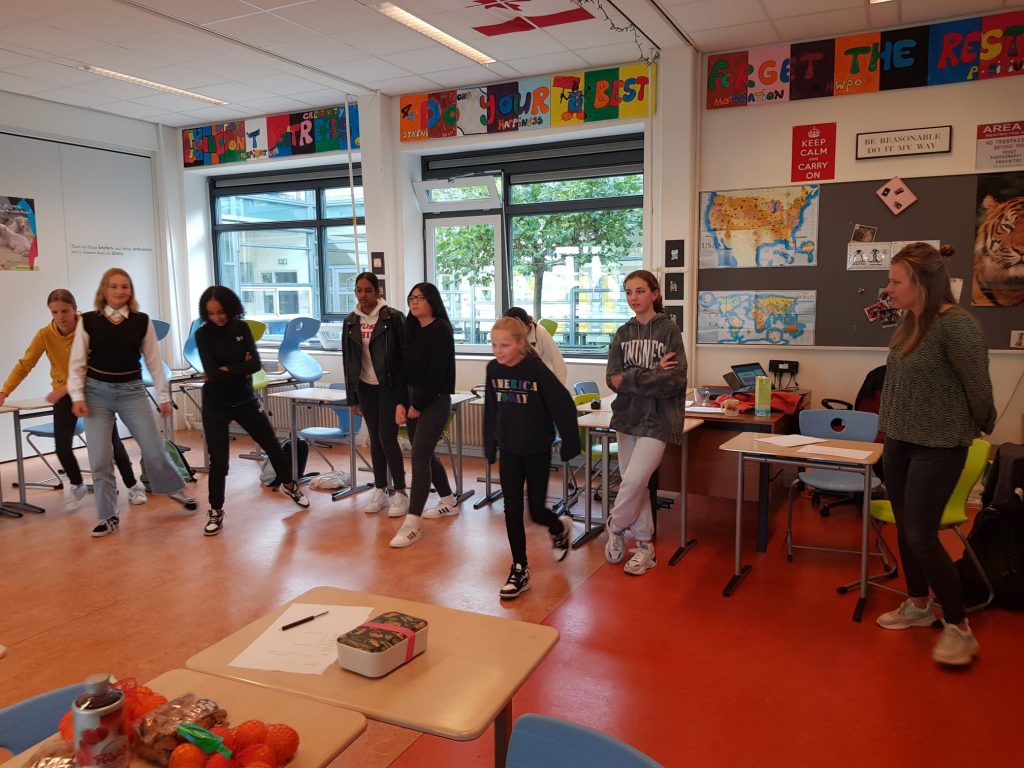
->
[170, 492, 198, 511]
[876, 598, 937, 630]
[128, 483, 148, 505]
[605, 518, 626, 564]
[624, 542, 657, 575]
[281, 483, 310, 509]
[362, 487, 389, 514]
[66, 483, 88, 512]
[932, 620, 980, 666]
[551, 515, 572, 562]
[388, 491, 410, 518]
[389, 518, 422, 548]
[423, 494, 460, 519]
[91, 516, 119, 538]
[499, 563, 531, 600]
[204, 509, 224, 537]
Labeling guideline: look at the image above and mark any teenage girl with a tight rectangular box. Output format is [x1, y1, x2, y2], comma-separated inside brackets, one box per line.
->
[503, 307, 568, 384]
[604, 270, 687, 575]
[484, 316, 580, 599]
[68, 268, 196, 537]
[0, 289, 147, 511]
[390, 282, 457, 548]
[342, 273, 408, 517]
[195, 286, 309, 536]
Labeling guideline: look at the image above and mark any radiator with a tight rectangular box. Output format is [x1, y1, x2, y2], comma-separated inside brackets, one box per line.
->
[459, 399, 485, 452]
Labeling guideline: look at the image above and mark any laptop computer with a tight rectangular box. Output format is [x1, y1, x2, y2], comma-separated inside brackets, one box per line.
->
[724, 362, 769, 394]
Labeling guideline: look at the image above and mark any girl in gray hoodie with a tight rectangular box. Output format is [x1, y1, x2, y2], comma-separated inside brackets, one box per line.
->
[605, 270, 688, 575]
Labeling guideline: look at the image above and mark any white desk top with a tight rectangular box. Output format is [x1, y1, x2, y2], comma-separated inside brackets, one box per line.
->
[577, 410, 703, 434]
[719, 432, 883, 465]
[0, 398, 53, 413]
[270, 387, 348, 404]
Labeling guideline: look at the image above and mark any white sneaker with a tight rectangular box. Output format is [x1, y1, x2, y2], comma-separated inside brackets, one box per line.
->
[388, 491, 410, 518]
[389, 519, 422, 548]
[605, 517, 626, 564]
[623, 542, 656, 575]
[876, 598, 937, 630]
[128, 483, 147, 505]
[361, 488, 389, 514]
[423, 495, 459, 519]
[65, 483, 88, 512]
[932, 620, 979, 666]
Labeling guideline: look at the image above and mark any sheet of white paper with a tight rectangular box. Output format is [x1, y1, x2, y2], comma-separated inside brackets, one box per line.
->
[797, 445, 873, 461]
[685, 400, 694, 407]
[756, 435, 828, 447]
[229, 603, 373, 675]
[688, 406, 725, 414]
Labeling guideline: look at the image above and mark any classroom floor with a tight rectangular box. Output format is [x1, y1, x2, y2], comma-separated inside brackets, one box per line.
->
[1, 432, 1021, 767]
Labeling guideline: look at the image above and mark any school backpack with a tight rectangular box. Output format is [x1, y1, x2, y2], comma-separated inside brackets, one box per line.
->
[260, 437, 309, 487]
[958, 489, 1024, 610]
[140, 439, 196, 491]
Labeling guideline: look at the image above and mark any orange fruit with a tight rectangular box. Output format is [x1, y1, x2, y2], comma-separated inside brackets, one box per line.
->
[169, 743, 206, 768]
[233, 721, 269, 750]
[59, 710, 74, 741]
[264, 724, 299, 763]
[210, 726, 238, 753]
[241, 762, 272, 768]
[206, 754, 237, 768]
[237, 743, 278, 768]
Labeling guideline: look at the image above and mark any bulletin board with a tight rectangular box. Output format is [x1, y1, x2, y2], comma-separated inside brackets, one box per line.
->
[697, 174, 1019, 349]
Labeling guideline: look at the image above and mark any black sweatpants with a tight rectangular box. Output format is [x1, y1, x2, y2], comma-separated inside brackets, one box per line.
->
[405, 394, 453, 516]
[500, 449, 562, 567]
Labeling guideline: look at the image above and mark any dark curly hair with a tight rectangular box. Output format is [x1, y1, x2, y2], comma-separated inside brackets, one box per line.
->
[198, 285, 245, 323]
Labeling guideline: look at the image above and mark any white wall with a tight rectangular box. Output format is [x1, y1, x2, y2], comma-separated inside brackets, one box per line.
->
[698, 76, 1024, 444]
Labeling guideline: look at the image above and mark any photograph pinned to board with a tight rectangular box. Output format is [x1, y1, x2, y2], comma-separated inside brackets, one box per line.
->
[863, 288, 901, 328]
[0, 196, 38, 271]
[876, 176, 918, 215]
[950, 277, 964, 303]
[665, 273, 684, 300]
[371, 251, 385, 276]
[850, 223, 877, 242]
[847, 242, 893, 270]
[665, 239, 684, 268]
[1011, 330, 1024, 350]
[665, 305, 684, 330]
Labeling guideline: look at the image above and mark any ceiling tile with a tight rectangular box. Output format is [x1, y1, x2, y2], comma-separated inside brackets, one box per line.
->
[372, 74, 447, 95]
[4, 60, 99, 87]
[130, 64, 229, 90]
[672, 0, 770, 32]
[290, 86, 363, 103]
[96, 100, 177, 120]
[45, 6, 163, 44]
[333, 22, 437, 55]
[774, 7, 871, 43]
[195, 54, 294, 80]
[761, 0, 863, 19]
[76, 76, 162, 100]
[0, 22, 101, 55]
[382, 45, 480, 72]
[33, 85, 120, 108]
[172, 104, 256, 125]
[267, 37, 367, 67]
[197, 81, 277, 102]
[72, 44, 172, 73]
[0, 48, 36, 68]
[243, 71, 340, 94]
[0, 71, 56, 95]
[321, 56, 411, 81]
[4, 0, 89, 21]
[483, 61, 526, 79]
[900, 0, 1006, 25]
[575, 41, 654, 67]
[540, 18, 646, 49]
[499, 50, 590, 76]
[133, 0, 259, 25]
[120, 33, 236, 63]
[233, 95, 316, 114]
[418, 64, 502, 87]
[135, 90, 232, 111]
[273, 0, 389, 35]
[204, 13, 321, 48]
[689, 20, 781, 52]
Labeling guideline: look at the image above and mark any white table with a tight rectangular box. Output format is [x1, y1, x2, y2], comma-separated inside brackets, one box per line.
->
[0, 398, 54, 517]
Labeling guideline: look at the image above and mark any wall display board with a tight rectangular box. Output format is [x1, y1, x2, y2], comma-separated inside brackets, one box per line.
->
[697, 174, 1019, 349]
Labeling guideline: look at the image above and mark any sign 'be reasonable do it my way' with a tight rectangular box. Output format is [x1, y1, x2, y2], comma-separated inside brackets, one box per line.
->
[856, 126, 952, 159]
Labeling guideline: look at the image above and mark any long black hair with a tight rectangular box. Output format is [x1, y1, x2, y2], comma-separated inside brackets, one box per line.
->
[355, 271, 381, 292]
[199, 285, 245, 323]
[504, 306, 535, 329]
[406, 282, 450, 330]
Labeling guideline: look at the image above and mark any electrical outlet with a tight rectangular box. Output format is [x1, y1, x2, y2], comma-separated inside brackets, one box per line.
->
[769, 360, 799, 374]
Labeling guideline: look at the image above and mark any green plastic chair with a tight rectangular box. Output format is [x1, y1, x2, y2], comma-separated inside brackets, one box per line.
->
[538, 318, 558, 337]
[244, 319, 269, 393]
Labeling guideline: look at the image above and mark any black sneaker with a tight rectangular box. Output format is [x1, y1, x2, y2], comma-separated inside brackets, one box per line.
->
[204, 509, 224, 537]
[551, 515, 572, 562]
[499, 563, 531, 600]
[170, 492, 198, 511]
[281, 483, 310, 509]
[91, 516, 119, 538]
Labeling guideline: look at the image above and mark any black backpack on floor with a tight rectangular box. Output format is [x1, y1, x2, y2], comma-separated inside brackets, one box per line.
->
[260, 437, 309, 487]
[959, 489, 1024, 609]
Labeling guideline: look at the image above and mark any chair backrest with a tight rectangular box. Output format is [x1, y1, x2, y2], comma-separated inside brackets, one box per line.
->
[942, 438, 991, 526]
[538, 319, 558, 337]
[182, 318, 203, 373]
[140, 318, 173, 386]
[573, 392, 600, 409]
[327, 383, 361, 434]
[799, 409, 879, 442]
[151, 319, 171, 341]
[279, 317, 323, 383]
[0, 682, 86, 753]
[245, 318, 268, 343]
[507, 714, 662, 768]
[573, 381, 600, 396]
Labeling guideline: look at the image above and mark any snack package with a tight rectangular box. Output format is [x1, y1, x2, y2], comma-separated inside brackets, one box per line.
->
[25, 736, 74, 768]
[134, 694, 227, 765]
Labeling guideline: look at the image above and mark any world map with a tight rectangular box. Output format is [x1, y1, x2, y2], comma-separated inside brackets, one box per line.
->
[697, 290, 816, 345]
[699, 185, 820, 268]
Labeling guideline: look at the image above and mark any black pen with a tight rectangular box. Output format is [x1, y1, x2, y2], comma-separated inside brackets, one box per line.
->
[281, 611, 328, 631]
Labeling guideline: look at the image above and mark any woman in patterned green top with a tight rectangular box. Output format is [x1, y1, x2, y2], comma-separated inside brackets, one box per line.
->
[875, 243, 996, 667]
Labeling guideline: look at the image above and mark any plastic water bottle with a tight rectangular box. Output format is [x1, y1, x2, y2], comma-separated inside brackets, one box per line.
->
[72, 674, 128, 768]
[754, 375, 772, 418]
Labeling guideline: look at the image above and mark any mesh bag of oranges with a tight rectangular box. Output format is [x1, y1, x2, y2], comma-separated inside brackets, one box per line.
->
[167, 721, 300, 768]
[57, 677, 169, 743]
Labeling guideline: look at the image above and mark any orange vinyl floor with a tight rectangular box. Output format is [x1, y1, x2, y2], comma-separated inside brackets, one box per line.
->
[1, 430, 1021, 767]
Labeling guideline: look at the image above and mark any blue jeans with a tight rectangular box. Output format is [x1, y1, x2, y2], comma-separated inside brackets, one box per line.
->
[84, 379, 184, 520]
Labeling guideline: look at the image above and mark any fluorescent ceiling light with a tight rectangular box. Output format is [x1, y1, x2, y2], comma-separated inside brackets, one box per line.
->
[869, 0, 895, 5]
[376, 2, 495, 66]
[81, 65, 229, 106]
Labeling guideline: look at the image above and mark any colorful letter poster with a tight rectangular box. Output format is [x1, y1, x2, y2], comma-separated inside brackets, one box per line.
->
[697, 290, 816, 345]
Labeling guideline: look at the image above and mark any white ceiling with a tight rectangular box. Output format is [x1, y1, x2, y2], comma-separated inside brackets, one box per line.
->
[0, 0, 1019, 128]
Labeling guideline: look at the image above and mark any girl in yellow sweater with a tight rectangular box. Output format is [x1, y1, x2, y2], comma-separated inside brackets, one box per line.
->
[0, 289, 145, 511]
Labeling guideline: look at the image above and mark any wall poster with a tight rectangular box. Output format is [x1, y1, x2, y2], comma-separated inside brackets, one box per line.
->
[973, 171, 1024, 307]
[0, 196, 38, 271]
[697, 289, 816, 345]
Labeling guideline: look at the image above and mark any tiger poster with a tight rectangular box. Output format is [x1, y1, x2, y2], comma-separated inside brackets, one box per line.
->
[972, 172, 1024, 307]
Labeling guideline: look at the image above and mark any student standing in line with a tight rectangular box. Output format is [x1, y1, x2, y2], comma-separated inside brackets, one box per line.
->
[484, 316, 580, 599]
[342, 273, 408, 517]
[0, 289, 148, 511]
[875, 243, 995, 666]
[68, 268, 196, 538]
[195, 286, 309, 536]
[603, 270, 687, 576]
[503, 307, 568, 384]
[390, 282, 457, 548]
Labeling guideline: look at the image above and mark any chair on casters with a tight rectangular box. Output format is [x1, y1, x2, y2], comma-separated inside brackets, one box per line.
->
[822, 364, 886, 485]
[299, 383, 370, 473]
[852, 438, 995, 613]
[279, 317, 324, 384]
[507, 713, 662, 768]
[0, 681, 87, 755]
[572, 380, 600, 396]
[19, 417, 88, 490]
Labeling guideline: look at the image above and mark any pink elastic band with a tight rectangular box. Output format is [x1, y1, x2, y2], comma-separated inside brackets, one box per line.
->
[362, 621, 416, 661]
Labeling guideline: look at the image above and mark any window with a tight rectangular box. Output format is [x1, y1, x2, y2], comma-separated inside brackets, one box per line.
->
[423, 136, 643, 355]
[210, 166, 365, 341]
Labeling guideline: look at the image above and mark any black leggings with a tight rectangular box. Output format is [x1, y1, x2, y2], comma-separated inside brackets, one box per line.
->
[405, 394, 452, 517]
[203, 398, 292, 510]
[883, 438, 969, 624]
[358, 381, 405, 491]
[500, 449, 562, 567]
[52, 394, 135, 487]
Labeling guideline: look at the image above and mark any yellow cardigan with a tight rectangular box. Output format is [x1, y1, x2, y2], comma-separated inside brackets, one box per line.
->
[1, 319, 75, 396]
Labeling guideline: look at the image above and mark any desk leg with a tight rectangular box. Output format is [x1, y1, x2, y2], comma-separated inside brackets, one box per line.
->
[852, 467, 873, 623]
[474, 458, 503, 509]
[494, 700, 512, 768]
[669, 431, 697, 565]
[572, 428, 594, 549]
[757, 463, 770, 553]
[6, 409, 45, 515]
[453, 402, 474, 505]
[723, 453, 752, 596]
[574, 432, 608, 547]
[331, 409, 373, 502]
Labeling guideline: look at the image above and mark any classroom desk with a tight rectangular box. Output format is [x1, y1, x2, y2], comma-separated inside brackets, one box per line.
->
[0, 398, 53, 517]
[718, 432, 882, 621]
[186, 586, 559, 768]
[0, 668, 366, 768]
